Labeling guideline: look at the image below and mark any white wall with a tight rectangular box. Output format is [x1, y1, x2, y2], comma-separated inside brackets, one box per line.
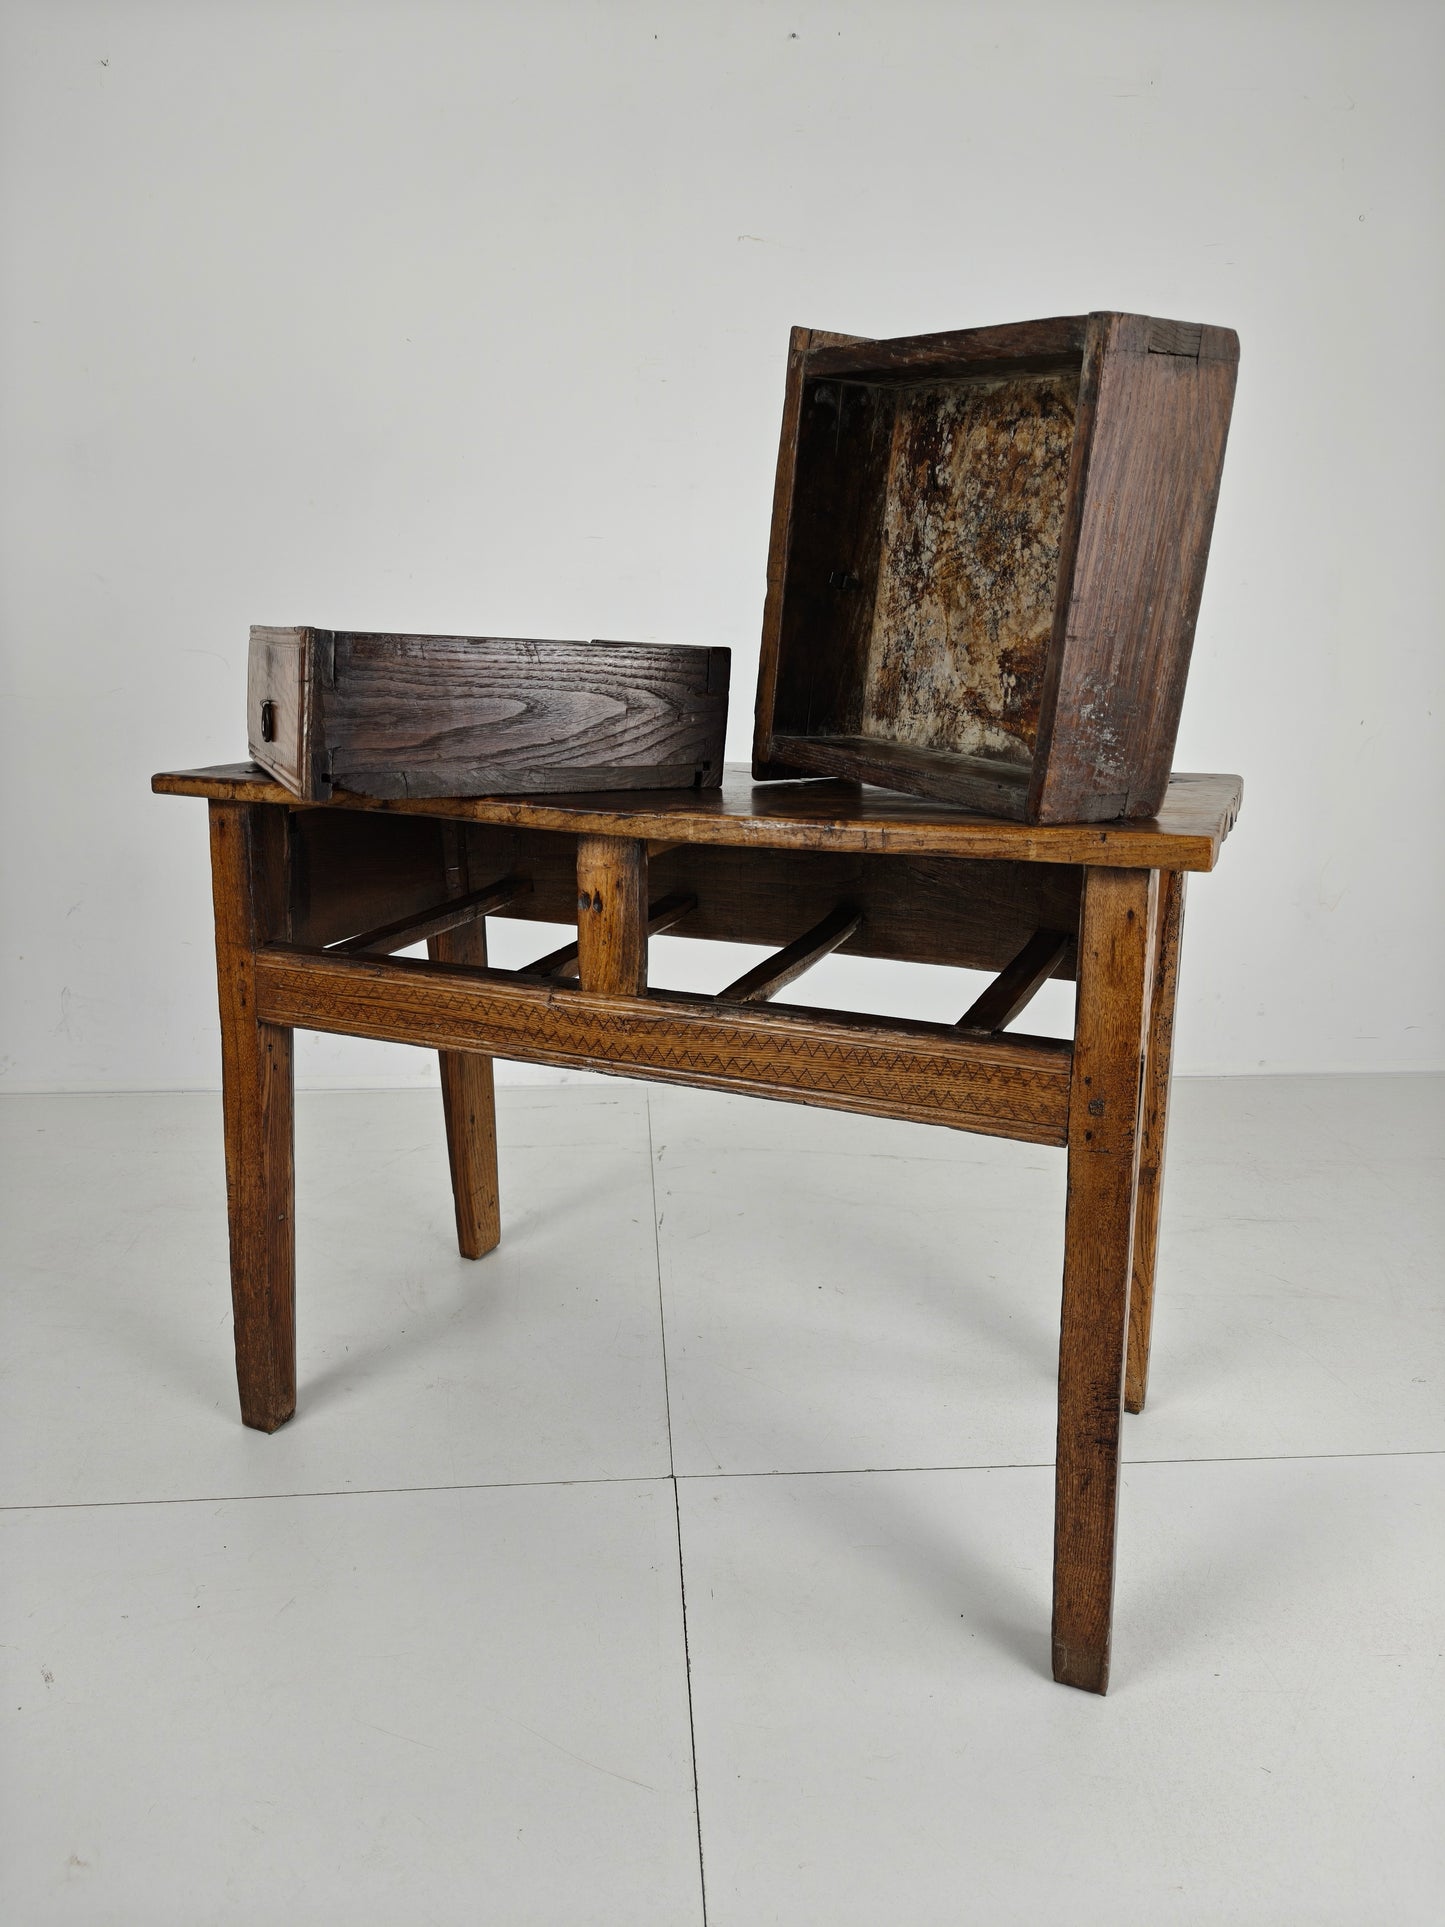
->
[2, 0, 1441, 1091]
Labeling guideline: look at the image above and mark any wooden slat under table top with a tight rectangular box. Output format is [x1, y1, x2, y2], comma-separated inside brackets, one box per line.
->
[153, 763, 1242, 872]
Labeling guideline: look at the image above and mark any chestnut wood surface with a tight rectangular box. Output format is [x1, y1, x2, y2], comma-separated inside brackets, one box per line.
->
[576, 836, 649, 997]
[332, 875, 527, 957]
[429, 826, 501, 1261]
[291, 812, 1090, 981]
[1028, 316, 1238, 823]
[719, 904, 862, 1004]
[208, 803, 296, 1433]
[753, 324, 871, 782]
[804, 315, 1089, 384]
[431, 918, 502, 1261]
[1125, 870, 1187, 1414]
[160, 762, 1243, 1694]
[254, 947, 1074, 1145]
[248, 628, 730, 801]
[1052, 867, 1156, 1693]
[153, 764, 1241, 871]
[752, 313, 1238, 823]
[957, 928, 1071, 1034]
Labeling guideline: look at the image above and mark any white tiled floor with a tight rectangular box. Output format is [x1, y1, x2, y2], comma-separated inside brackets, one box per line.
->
[2, 1076, 1441, 1923]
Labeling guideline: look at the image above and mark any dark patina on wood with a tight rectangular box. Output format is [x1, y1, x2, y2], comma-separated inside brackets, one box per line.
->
[862, 372, 1078, 767]
[248, 628, 730, 802]
[157, 756, 1242, 1694]
[156, 762, 1243, 871]
[754, 313, 1238, 824]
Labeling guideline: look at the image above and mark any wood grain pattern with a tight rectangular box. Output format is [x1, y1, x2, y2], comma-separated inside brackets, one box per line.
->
[269, 805, 1089, 980]
[576, 836, 648, 996]
[431, 921, 501, 1260]
[247, 627, 328, 798]
[154, 764, 1243, 872]
[208, 802, 296, 1432]
[429, 824, 501, 1259]
[247, 629, 730, 801]
[642, 845, 1082, 977]
[254, 946, 1074, 1144]
[286, 808, 453, 949]
[162, 756, 1234, 1688]
[769, 376, 894, 746]
[1052, 866, 1156, 1692]
[805, 316, 1090, 384]
[523, 891, 697, 983]
[1029, 315, 1239, 822]
[1125, 870, 1186, 1413]
[754, 312, 1238, 824]
[754, 325, 873, 779]
[770, 733, 1034, 819]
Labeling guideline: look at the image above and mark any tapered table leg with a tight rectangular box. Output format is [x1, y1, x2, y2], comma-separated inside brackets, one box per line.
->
[1052, 866, 1157, 1692]
[1126, 870, 1186, 1414]
[208, 802, 295, 1433]
[430, 918, 501, 1260]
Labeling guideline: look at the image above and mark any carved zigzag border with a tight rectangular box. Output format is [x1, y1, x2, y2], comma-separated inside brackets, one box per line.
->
[256, 953, 1072, 1145]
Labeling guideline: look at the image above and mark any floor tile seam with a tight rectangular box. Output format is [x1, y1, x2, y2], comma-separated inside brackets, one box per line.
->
[670, 1445, 1445, 1482]
[5, 1447, 1440, 1517]
[7, 1441, 1443, 1519]
[645, 1095, 677, 1479]
[671, 1474, 709, 1925]
[0, 1470, 677, 1515]
[647, 1092, 709, 1927]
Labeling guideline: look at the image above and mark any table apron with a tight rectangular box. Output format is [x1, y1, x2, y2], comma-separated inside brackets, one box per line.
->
[254, 946, 1072, 1146]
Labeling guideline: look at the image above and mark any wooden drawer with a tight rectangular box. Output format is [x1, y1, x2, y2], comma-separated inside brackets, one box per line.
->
[753, 312, 1238, 823]
[247, 627, 730, 801]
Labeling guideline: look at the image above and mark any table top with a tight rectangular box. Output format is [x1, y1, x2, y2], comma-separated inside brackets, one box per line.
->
[152, 763, 1243, 871]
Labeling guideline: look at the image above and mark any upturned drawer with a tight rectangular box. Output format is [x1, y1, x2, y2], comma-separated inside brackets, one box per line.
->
[245, 626, 730, 802]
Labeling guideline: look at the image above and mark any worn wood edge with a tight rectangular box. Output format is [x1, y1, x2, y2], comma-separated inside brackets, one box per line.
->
[1028, 316, 1239, 822]
[803, 315, 1089, 383]
[1051, 866, 1158, 1693]
[957, 928, 1072, 1033]
[1124, 869, 1187, 1413]
[770, 734, 1032, 818]
[330, 760, 726, 800]
[429, 895, 502, 1261]
[576, 834, 648, 997]
[719, 904, 862, 1003]
[246, 625, 330, 802]
[522, 890, 697, 983]
[207, 801, 297, 1432]
[1027, 314, 1111, 820]
[331, 874, 529, 956]
[253, 947, 1073, 1144]
[753, 323, 874, 777]
[154, 767, 1242, 871]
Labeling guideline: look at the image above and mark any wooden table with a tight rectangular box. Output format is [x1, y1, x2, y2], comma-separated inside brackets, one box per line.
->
[154, 761, 1242, 1693]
